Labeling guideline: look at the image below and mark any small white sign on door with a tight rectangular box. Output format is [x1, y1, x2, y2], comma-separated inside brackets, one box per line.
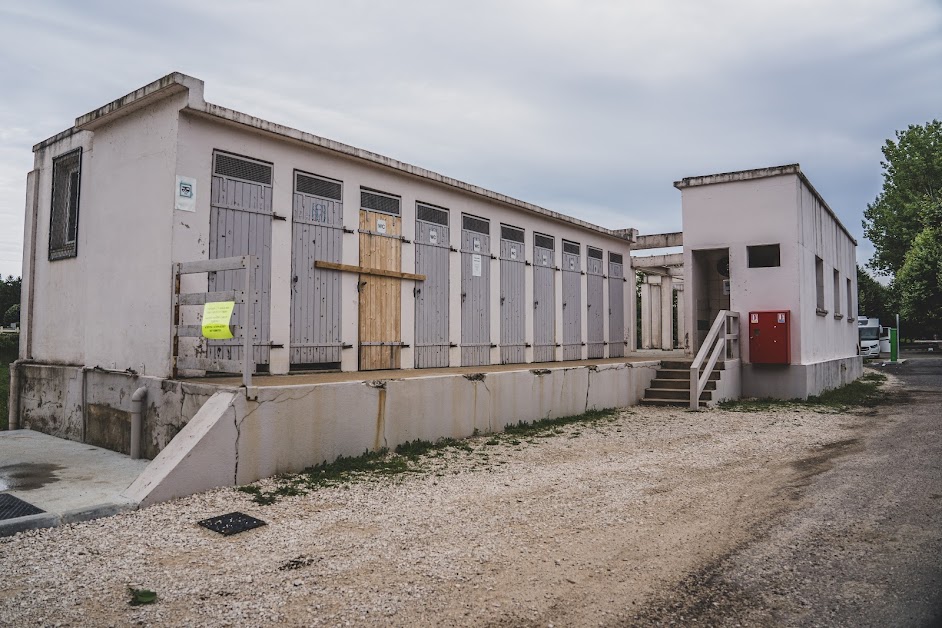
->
[472, 254, 482, 277]
[510, 247, 517, 260]
[429, 229, 438, 245]
[376, 219, 387, 234]
[569, 258, 575, 270]
[542, 253, 548, 265]
[473, 238, 481, 252]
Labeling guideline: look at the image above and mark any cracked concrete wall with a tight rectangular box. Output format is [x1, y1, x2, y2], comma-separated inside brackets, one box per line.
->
[124, 361, 662, 505]
[15, 365, 216, 458]
[232, 362, 661, 484]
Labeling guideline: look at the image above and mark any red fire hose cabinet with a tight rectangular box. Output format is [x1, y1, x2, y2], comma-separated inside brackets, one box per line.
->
[748, 311, 791, 364]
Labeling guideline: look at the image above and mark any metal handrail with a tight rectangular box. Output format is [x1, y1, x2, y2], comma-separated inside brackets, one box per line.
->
[172, 255, 255, 392]
[689, 310, 739, 410]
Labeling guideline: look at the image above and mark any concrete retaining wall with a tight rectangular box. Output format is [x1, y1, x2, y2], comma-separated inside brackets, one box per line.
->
[125, 361, 658, 505]
[741, 356, 863, 400]
[14, 364, 217, 458]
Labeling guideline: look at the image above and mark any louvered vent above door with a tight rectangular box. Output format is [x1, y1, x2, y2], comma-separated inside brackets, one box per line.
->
[296, 172, 342, 200]
[214, 152, 272, 185]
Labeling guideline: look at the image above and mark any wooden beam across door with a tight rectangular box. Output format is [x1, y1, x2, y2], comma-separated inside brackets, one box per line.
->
[314, 260, 426, 282]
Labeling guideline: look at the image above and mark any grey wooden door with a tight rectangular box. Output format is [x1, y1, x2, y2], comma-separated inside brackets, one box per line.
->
[461, 214, 491, 366]
[415, 204, 450, 368]
[586, 247, 605, 359]
[561, 240, 582, 361]
[608, 253, 625, 357]
[533, 233, 556, 362]
[290, 171, 343, 368]
[208, 152, 272, 369]
[499, 225, 526, 364]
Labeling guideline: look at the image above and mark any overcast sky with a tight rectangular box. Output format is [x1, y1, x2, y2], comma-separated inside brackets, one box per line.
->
[1, 0, 940, 279]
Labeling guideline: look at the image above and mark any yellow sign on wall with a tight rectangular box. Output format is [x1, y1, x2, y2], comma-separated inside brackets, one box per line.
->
[202, 301, 235, 339]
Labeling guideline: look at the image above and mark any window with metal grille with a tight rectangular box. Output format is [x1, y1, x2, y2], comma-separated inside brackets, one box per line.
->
[462, 214, 489, 235]
[214, 152, 272, 185]
[815, 256, 826, 313]
[296, 172, 341, 200]
[361, 189, 401, 215]
[833, 269, 841, 315]
[563, 240, 580, 255]
[609, 252, 623, 264]
[534, 233, 554, 250]
[48, 148, 82, 261]
[417, 203, 448, 225]
[500, 225, 524, 243]
[587, 247, 603, 260]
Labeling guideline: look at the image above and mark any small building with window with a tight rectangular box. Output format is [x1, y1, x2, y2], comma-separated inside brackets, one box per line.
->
[676, 165, 862, 399]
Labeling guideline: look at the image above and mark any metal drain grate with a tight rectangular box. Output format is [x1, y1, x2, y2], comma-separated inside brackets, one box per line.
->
[197, 512, 266, 536]
[0, 494, 45, 520]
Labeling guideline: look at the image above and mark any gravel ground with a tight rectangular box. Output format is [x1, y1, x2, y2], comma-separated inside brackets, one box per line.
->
[0, 375, 894, 627]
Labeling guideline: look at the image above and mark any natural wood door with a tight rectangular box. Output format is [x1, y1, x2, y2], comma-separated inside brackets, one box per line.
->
[359, 209, 402, 370]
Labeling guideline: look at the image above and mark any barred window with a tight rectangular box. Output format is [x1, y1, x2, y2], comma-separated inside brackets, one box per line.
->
[49, 149, 82, 260]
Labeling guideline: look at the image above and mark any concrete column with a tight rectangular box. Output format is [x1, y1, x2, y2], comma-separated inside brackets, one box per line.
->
[660, 273, 673, 351]
[489, 248, 501, 365]
[580, 265, 588, 360]
[554, 262, 563, 361]
[268, 164, 293, 375]
[340, 182, 361, 372]
[524, 232, 535, 363]
[675, 283, 687, 350]
[628, 269, 637, 352]
[400, 197, 416, 370]
[448, 226, 462, 368]
[640, 279, 652, 349]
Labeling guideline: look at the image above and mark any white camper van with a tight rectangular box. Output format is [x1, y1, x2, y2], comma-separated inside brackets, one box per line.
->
[858, 317, 880, 357]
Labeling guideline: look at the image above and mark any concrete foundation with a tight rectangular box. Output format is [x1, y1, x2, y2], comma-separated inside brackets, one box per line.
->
[124, 360, 658, 505]
[14, 364, 217, 459]
[741, 355, 863, 400]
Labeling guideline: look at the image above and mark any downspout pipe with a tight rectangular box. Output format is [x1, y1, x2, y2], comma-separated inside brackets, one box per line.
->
[8, 360, 25, 431]
[130, 386, 147, 460]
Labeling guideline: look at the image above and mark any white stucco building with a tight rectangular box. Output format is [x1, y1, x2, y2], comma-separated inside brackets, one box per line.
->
[677, 165, 862, 399]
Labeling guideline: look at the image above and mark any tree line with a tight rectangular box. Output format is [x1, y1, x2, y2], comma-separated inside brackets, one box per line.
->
[862, 120, 941, 339]
[0, 275, 20, 328]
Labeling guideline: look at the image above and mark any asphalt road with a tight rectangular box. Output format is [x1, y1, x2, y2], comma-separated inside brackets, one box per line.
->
[637, 355, 942, 627]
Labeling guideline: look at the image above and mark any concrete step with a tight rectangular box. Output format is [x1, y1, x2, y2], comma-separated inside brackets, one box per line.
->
[644, 388, 714, 401]
[640, 398, 709, 408]
[649, 378, 717, 391]
[656, 369, 722, 381]
[660, 360, 726, 371]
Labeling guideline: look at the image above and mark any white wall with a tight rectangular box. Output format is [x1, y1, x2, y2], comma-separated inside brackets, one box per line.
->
[26, 94, 186, 375]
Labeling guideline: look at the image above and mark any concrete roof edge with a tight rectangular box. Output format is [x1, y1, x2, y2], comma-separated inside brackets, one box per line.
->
[673, 163, 857, 246]
[182, 98, 635, 243]
[74, 72, 203, 131]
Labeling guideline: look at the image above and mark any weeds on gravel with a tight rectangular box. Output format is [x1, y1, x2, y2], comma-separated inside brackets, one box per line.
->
[128, 587, 157, 606]
[237, 408, 622, 504]
[720, 372, 889, 413]
[503, 408, 619, 437]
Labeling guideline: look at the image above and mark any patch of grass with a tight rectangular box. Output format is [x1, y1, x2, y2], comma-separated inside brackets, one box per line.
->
[503, 408, 619, 438]
[394, 437, 471, 459]
[128, 587, 157, 606]
[720, 372, 889, 413]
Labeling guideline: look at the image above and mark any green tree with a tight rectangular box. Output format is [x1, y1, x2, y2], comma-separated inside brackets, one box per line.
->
[0, 276, 21, 325]
[3, 304, 19, 327]
[856, 265, 894, 323]
[863, 120, 942, 276]
[895, 199, 942, 336]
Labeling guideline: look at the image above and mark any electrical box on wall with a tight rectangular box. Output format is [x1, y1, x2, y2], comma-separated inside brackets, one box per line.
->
[749, 311, 790, 364]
